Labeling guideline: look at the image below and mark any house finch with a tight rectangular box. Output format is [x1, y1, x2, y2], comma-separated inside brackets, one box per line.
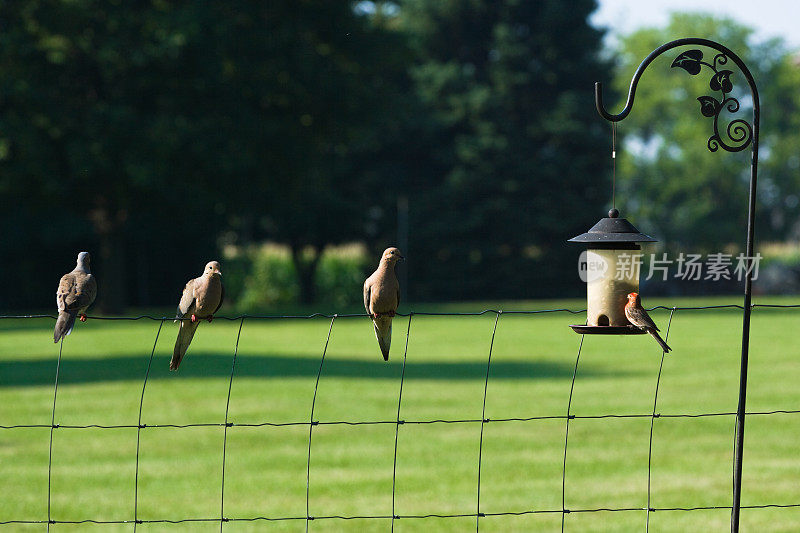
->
[363, 247, 404, 361]
[624, 292, 671, 353]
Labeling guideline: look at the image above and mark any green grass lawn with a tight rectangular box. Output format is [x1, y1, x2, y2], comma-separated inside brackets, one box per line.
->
[1, 297, 800, 532]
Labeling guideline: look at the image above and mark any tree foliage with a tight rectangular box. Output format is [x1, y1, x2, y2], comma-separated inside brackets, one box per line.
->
[395, 0, 610, 299]
[0, 0, 220, 311]
[0, 0, 625, 309]
[0, 0, 408, 309]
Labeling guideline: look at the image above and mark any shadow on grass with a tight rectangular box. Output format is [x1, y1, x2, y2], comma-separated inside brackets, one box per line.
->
[0, 352, 634, 387]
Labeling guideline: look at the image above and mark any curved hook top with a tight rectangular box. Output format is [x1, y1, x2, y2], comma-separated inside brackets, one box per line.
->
[595, 37, 760, 122]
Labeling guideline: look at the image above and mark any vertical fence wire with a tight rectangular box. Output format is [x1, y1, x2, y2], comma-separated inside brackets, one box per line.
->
[476, 311, 501, 531]
[561, 333, 586, 532]
[306, 315, 337, 532]
[391, 313, 413, 532]
[646, 307, 676, 532]
[46, 338, 65, 532]
[220, 317, 246, 531]
[133, 319, 165, 532]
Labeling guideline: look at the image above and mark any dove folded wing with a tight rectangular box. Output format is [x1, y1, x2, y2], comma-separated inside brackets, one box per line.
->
[363, 282, 372, 316]
[176, 279, 197, 320]
[56, 275, 76, 312]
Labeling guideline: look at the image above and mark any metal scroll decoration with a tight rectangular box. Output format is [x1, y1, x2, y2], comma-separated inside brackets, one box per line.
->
[670, 49, 753, 153]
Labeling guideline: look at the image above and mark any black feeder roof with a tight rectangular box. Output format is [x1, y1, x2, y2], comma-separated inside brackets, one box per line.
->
[568, 208, 657, 245]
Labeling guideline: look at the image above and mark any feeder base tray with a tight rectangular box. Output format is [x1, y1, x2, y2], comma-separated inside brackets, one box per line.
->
[569, 325, 646, 335]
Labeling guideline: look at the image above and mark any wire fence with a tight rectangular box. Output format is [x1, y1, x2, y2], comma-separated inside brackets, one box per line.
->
[1, 304, 800, 531]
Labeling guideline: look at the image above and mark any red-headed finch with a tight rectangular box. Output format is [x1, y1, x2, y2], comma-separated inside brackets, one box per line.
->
[624, 292, 671, 353]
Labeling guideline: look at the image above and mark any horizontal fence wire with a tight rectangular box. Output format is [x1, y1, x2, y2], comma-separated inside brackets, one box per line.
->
[1, 303, 799, 529]
[3, 409, 798, 431]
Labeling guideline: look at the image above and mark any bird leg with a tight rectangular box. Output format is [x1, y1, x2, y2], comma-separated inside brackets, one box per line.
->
[190, 314, 198, 323]
[207, 315, 214, 323]
[372, 312, 381, 319]
[79, 314, 87, 322]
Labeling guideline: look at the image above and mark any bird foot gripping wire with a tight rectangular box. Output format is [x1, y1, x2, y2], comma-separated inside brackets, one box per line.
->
[191, 314, 198, 323]
[206, 315, 213, 323]
[79, 314, 87, 322]
[372, 310, 396, 319]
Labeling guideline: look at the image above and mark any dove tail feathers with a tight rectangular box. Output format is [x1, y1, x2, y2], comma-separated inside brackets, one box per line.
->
[54, 311, 77, 343]
[649, 329, 672, 353]
[171, 320, 200, 371]
[373, 317, 392, 361]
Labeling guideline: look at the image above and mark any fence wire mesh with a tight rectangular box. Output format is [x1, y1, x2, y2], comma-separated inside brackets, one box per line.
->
[1, 304, 799, 531]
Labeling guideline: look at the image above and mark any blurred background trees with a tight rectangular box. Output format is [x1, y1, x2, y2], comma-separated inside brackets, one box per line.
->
[613, 13, 800, 249]
[0, 0, 410, 310]
[1, 1, 799, 311]
[612, 13, 800, 294]
[396, 0, 609, 300]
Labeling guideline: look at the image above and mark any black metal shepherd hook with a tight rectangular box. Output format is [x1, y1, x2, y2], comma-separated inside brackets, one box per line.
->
[595, 37, 759, 533]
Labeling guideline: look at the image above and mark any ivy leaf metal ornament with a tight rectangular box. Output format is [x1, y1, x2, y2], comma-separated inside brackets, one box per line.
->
[671, 49, 752, 153]
[670, 49, 703, 75]
[710, 70, 733, 92]
[697, 95, 721, 117]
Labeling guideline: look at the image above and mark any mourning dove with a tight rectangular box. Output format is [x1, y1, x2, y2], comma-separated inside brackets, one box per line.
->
[170, 261, 224, 371]
[363, 247, 404, 361]
[54, 251, 97, 343]
[624, 292, 671, 353]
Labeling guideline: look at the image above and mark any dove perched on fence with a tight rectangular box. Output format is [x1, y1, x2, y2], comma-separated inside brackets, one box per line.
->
[54, 252, 97, 343]
[363, 247, 404, 361]
[170, 261, 224, 371]
[624, 292, 671, 353]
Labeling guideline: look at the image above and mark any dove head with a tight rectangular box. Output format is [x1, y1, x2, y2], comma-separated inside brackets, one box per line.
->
[627, 292, 640, 305]
[381, 247, 404, 264]
[204, 261, 222, 277]
[76, 252, 91, 272]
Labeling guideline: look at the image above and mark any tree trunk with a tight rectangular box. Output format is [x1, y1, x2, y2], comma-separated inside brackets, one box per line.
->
[290, 244, 321, 305]
[90, 206, 128, 314]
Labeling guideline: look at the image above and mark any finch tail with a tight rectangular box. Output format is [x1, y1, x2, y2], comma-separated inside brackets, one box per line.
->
[373, 317, 392, 361]
[171, 319, 200, 371]
[54, 311, 77, 343]
[649, 329, 671, 353]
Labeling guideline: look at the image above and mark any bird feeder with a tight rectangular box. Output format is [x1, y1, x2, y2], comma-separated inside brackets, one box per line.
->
[568, 208, 656, 334]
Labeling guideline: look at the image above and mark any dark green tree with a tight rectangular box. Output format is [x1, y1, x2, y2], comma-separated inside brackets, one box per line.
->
[0, 0, 223, 311]
[147, 1, 412, 304]
[0, 1, 410, 309]
[395, 0, 611, 299]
